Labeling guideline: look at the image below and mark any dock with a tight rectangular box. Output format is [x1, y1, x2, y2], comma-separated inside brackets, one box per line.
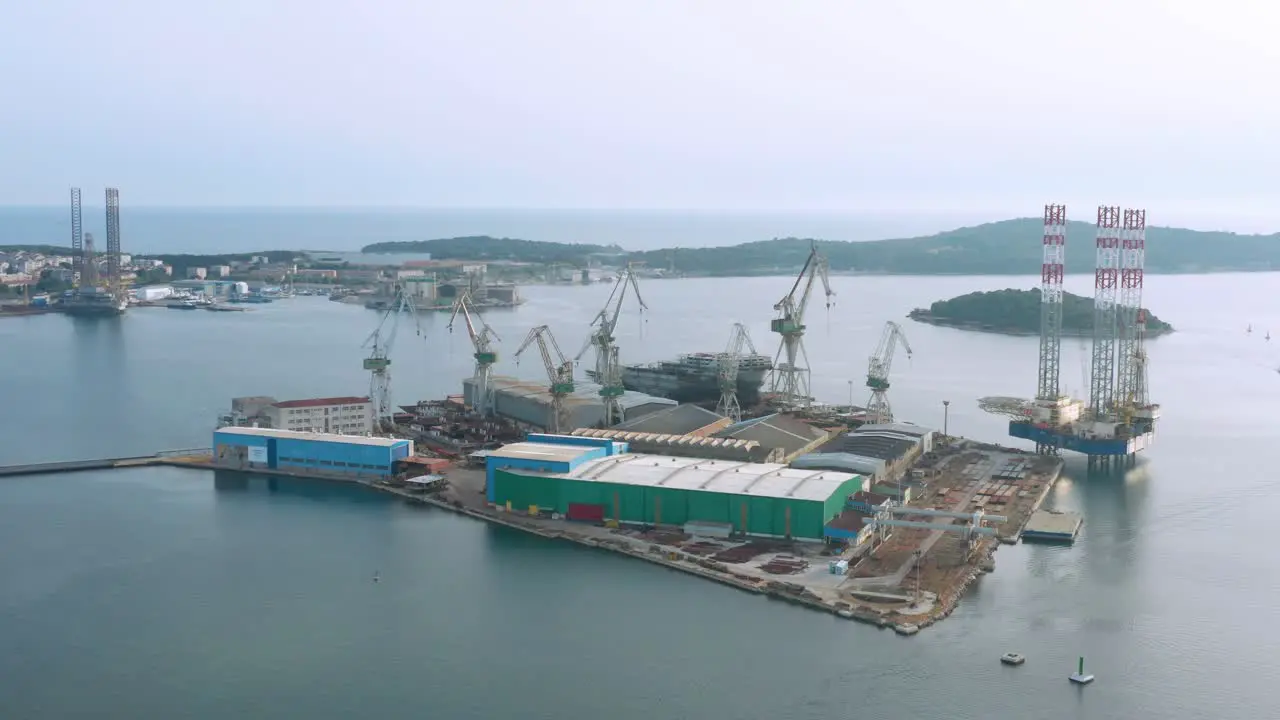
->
[0, 449, 214, 478]
[1020, 510, 1082, 543]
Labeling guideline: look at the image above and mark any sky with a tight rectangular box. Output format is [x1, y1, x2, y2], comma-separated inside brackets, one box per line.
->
[3, 0, 1280, 226]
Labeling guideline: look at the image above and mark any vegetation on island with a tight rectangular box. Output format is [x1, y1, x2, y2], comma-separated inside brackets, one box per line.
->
[908, 288, 1173, 337]
[360, 218, 1280, 275]
[363, 236, 623, 265]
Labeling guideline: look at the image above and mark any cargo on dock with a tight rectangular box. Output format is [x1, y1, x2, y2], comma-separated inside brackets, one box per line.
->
[1021, 509, 1082, 543]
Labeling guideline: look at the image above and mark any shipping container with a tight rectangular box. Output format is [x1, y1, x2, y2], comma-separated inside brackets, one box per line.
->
[566, 503, 605, 522]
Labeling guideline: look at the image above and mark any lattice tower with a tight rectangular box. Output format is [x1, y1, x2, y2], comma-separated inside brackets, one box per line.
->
[1037, 204, 1066, 401]
[1089, 206, 1122, 421]
[70, 188, 83, 285]
[1115, 208, 1146, 407]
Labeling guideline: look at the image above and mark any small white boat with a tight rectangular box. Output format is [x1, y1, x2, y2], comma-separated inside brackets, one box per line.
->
[1069, 656, 1094, 684]
[1000, 652, 1026, 666]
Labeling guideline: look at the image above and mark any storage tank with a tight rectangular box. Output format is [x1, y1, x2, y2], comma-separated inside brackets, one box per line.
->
[233, 281, 250, 297]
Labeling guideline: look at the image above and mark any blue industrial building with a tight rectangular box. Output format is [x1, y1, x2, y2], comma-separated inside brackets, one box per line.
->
[212, 426, 413, 477]
[483, 434, 628, 504]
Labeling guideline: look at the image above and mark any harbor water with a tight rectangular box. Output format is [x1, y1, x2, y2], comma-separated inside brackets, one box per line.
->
[2, 272, 1279, 719]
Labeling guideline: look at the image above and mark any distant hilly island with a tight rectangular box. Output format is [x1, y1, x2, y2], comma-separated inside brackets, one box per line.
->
[362, 218, 1280, 275]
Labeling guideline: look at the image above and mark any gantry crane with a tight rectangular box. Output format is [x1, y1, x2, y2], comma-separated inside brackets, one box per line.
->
[865, 321, 913, 425]
[767, 244, 835, 408]
[576, 267, 647, 426]
[448, 289, 500, 417]
[716, 322, 759, 422]
[515, 325, 576, 433]
[362, 284, 420, 433]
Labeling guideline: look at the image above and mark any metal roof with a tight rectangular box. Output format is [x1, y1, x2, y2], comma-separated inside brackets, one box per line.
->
[214, 426, 407, 447]
[791, 452, 886, 475]
[478, 376, 677, 410]
[856, 423, 936, 438]
[518, 451, 860, 503]
[818, 433, 916, 462]
[487, 441, 599, 464]
[612, 404, 725, 434]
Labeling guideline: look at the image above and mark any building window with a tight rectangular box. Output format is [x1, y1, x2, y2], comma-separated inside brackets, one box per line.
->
[319, 460, 333, 466]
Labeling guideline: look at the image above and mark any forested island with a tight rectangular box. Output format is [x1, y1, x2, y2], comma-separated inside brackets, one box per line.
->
[907, 288, 1174, 337]
[361, 217, 1280, 276]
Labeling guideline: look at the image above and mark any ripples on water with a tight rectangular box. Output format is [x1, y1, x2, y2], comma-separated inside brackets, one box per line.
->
[1, 272, 1279, 718]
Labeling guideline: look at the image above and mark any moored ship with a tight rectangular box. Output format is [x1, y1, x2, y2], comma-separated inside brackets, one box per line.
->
[586, 352, 773, 405]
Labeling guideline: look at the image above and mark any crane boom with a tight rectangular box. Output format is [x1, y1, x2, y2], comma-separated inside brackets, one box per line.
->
[362, 284, 420, 432]
[716, 323, 759, 422]
[865, 321, 913, 425]
[767, 244, 835, 408]
[449, 290, 501, 416]
[576, 267, 647, 426]
[515, 325, 575, 432]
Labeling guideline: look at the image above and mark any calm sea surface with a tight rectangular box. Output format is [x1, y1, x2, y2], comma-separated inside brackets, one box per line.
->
[2, 270, 1279, 719]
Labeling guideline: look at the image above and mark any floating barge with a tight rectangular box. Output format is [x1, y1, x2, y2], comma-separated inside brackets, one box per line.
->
[1021, 509, 1082, 543]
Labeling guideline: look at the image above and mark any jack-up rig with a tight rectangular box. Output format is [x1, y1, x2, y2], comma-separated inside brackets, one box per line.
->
[64, 187, 128, 317]
[449, 288, 501, 417]
[515, 325, 576, 433]
[363, 284, 420, 432]
[578, 266, 647, 426]
[715, 322, 760, 422]
[766, 243, 835, 409]
[981, 204, 1159, 468]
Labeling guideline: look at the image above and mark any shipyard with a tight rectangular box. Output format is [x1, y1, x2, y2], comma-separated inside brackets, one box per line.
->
[0, 200, 1173, 634]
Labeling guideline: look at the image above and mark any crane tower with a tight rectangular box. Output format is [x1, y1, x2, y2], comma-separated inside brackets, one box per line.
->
[515, 325, 575, 433]
[577, 267, 647, 426]
[865, 321, 913, 425]
[362, 285, 419, 433]
[767, 244, 835, 408]
[449, 289, 501, 417]
[715, 323, 759, 423]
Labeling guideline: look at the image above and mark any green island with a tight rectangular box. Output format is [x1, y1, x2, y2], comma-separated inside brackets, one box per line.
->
[907, 288, 1174, 337]
[361, 217, 1280, 275]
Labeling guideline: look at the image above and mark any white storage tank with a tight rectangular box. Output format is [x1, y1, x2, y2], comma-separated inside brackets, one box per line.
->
[233, 282, 250, 297]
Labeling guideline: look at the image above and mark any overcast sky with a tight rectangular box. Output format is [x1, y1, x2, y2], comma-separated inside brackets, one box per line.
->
[2, 0, 1278, 225]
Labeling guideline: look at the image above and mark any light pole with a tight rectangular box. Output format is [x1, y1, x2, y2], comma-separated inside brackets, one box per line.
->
[942, 400, 951, 437]
[847, 380, 854, 409]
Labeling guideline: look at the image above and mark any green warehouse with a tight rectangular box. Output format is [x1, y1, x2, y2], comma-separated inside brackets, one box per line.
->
[489, 441, 867, 540]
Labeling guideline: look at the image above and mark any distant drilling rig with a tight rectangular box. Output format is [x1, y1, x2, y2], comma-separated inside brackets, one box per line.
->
[64, 187, 128, 317]
[981, 204, 1159, 468]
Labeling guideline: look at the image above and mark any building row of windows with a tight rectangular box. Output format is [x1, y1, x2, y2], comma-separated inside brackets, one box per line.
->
[278, 456, 387, 471]
[284, 406, 367, 416]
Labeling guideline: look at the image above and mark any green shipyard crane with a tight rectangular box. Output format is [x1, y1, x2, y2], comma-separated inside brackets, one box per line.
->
[767, 244, 835, 409]
[449, 289, 500, 417]
[362, 284, 419, 433]
[865, 320, 913, 425]
[515, 325, 575, 433]
[576, 267, 647, 426]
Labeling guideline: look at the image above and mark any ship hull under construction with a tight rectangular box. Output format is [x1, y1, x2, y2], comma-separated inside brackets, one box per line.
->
[586, 354, 772, 406]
